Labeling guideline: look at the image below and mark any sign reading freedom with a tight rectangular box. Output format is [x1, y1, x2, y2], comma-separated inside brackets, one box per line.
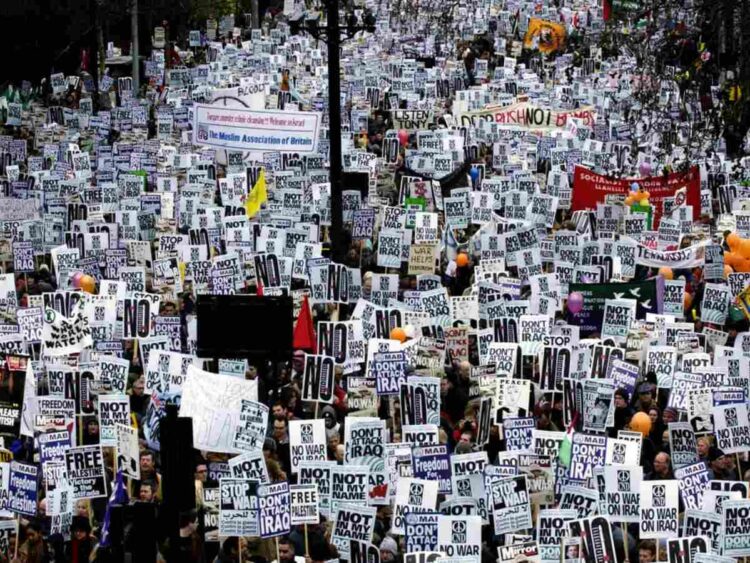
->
[193, 105, 322, 153]
[571, 165, 701, 228]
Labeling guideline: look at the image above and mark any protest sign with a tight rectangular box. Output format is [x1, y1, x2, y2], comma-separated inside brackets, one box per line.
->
[568, 516, 622, 563]
[258, 481, 291, 538]
[393, 477, 439, 534]
[98, 394, 130, 446]
[290, 484, 319, 526]
[179, 366, 258, 453]
[640, 480, 679, 539]
[302, 353, 335, 403]
[489, 476, 532, 535]
[675, 461, 711, 511]
[437, 515, 482, 559]
[115, 423, 140, 479]
[405, 512, 439, 554]
[722, 499, 750, 557]
[9, 461, 37, 516]
[219, 478, 257, 537]
[713, 402, 750, 454]
[600, 465, 641, 522]
[412, 445, 451, 494]
[64, 445, 106, 499]
[332, 503, 376, 561]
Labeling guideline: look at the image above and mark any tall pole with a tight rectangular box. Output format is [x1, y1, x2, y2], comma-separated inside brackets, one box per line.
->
[252, 0, 260, 28]
[326, 0, 345, 264]
[131, 0, 140, 95]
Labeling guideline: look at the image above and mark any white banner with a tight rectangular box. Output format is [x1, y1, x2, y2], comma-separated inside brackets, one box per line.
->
[193, 105, 321, 153]
[622, 236, 708, 269]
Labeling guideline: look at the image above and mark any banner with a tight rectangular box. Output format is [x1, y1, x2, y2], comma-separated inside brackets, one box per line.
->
[412, 445, 452, 494]
[489, 476, 532, 535]
[458, 102, 595, 130]
[302, 354, 335, 403]
[9, 461, 37, 516]
[571, 166, 700, 228]
[601, 465, 641, 522]
[115, 423, 140, 479]
[567, 279, 660, 337]
[393, 477, 439, 534]
[537, 509, 577, 562]
[299, 461, 335, 517]
[675, 461, 711, 511]
[98, 394, 130, 446]
[193, 105, 321, 154]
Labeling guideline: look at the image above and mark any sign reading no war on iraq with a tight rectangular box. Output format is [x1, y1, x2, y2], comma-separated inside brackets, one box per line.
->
[193, 105, 322, 153]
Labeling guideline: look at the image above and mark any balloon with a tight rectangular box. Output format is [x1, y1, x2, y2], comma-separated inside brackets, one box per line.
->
[456, 253, 470, 268]
[641, 191, 650, 200]
[740, 239, 750, 259]
[658, 267, 673, 280]
[624, 196, 634, 206]
[630, 411, 652, 437]
[728, 232, 741, 251]
[630, 183, 640, 191]
[640, 198, 650, 207]
[469, 167, 480, 181]
[79, 275, 97, 294]
[639, 162, 652, 177]
[397, 129, 409, 145]
[730, 305, 746, 323]
[390, 327, 407, 343]
[724, 264, 734, 278]
[725, 252, 738, 268]
[71, 272, 84, 289]
[567, 291, 584, 314]
[683, 292, 693, 309]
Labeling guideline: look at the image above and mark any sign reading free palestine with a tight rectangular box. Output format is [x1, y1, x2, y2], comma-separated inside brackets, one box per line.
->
[193, 105, 322, 153]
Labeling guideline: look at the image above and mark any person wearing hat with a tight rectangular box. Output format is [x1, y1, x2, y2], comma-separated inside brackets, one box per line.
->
[634, 382, 656, 413]
[379, 536, 398, 563]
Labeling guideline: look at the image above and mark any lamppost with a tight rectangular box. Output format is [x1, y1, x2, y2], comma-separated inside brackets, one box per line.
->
[289, 1, 376, 264]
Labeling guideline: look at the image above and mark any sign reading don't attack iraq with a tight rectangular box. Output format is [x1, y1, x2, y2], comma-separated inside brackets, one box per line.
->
[193, 105, 322, 154]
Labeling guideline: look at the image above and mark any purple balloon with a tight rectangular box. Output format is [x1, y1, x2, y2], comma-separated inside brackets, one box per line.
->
[638, 162, 652, 177]
[71, 272, 84, 289]
[567, 291, 584, 314]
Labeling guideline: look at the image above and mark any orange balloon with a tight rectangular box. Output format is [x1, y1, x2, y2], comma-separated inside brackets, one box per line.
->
[739, 260, 750, 273]
[79, 275, 97, 294]
[724, 264, 734, 278]
[456, 253, 470, 268]
[740, 239, 750, 259]
[390, 327, 407, 343]
[727, 232, 741, 251]
[641, 191, 650, 200]
[625, 196, 634, 206]
[630, 411, 652, 437]
[725, 252, 738, 268]
[658, 267, 673, 280]
[683, 292, 693, 309]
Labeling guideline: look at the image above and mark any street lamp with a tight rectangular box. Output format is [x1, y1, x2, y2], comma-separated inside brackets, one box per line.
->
[289, 1, 376, 264]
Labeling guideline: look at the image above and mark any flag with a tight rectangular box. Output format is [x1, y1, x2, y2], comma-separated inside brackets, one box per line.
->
[293, 294, 316, 353]
[100, 470, 129, 547]
[244, 169, 267, 218]
[442, 223, 459, 262]
[558, 414, 578, 468]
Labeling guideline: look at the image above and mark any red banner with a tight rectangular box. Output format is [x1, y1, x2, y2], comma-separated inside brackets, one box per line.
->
[571, 165, 701, 228]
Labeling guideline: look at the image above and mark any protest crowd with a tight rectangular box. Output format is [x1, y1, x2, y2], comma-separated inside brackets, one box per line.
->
[2, 0, 750, 561]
